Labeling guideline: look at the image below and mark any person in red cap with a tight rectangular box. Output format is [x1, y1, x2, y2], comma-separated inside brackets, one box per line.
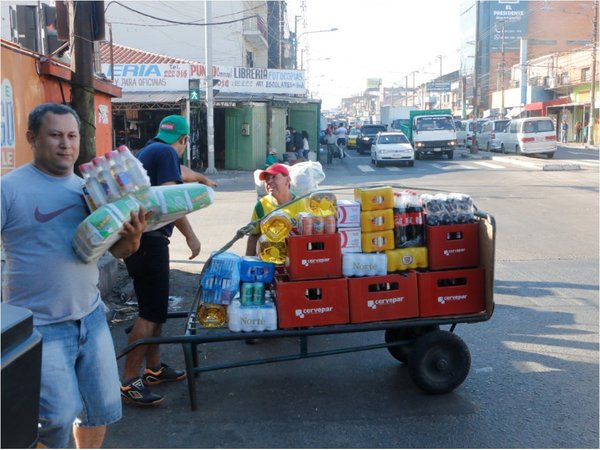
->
[245, 163, 307, 256]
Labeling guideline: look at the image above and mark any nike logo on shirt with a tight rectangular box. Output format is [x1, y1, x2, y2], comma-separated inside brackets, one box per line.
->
[34, 204, 79, 223]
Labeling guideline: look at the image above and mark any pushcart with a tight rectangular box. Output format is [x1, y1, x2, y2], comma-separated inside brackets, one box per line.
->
[117, 187, 496, 411]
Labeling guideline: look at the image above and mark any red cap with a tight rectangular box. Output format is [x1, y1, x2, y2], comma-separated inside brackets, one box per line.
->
[259, 163, 289, 181]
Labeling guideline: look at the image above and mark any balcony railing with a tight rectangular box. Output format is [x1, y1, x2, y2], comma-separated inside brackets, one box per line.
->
[243, 15, 268, 47]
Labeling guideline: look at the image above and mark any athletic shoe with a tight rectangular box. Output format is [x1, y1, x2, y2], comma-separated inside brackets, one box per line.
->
[120, 377, 164, 406]
[142, 363, 186, 386]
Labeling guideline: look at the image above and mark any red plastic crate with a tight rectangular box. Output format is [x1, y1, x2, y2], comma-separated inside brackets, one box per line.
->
[426, 222, 479, 270]
[286, 233, 342, 281]
[348, 273, 419, 324]
[417, 267, 485, 317]
[275, 275, 349, 328]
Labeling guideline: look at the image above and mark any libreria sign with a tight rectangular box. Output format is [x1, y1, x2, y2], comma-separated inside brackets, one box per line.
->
[101, 63, 307, 95]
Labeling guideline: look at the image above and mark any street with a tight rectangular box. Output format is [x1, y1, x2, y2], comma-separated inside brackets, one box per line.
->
[105, 144, 599, 449]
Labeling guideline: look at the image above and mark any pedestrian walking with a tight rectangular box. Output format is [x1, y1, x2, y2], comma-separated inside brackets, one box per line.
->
[301, 130, 310, 160]
[120, 115, 210, 407]
[561, 118, 569, 143]
[575, 121, 583, 143]
[325, 126, 337, 165]
[1, 103, 148, 448]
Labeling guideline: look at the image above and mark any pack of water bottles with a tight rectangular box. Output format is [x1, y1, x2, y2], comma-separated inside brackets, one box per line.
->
[80, 146, 151, 211]
[420, 193, 475, 225]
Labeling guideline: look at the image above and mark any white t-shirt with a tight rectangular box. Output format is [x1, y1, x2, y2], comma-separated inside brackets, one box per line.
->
[335, 127, 348, 138]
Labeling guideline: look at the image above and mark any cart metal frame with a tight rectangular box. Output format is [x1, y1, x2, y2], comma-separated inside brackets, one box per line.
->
[116, 189, 495, 411]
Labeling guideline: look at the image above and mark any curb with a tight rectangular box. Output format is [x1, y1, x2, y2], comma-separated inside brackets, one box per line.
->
[543, 164, 582, 171]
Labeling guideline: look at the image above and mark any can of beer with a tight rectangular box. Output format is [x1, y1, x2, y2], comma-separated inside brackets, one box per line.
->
[299, 213, 314, 235]
[324, 215, 337, 234]
[241, 282, 253, 306]
[313, 216, 324, 234]
[252, 282, 264, 305]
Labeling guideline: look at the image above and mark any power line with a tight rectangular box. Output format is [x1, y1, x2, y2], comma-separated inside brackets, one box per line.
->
[105, 1, 255, 26]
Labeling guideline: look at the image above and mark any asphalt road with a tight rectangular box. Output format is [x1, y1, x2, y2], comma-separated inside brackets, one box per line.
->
[104, 144, 599, 449]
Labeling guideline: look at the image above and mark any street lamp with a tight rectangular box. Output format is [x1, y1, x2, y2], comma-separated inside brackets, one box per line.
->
[301, 55, 330, 71]
[294, 27, 338, 70]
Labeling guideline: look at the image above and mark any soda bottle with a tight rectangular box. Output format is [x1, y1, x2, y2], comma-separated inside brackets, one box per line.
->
[105, 150, 135, 195]
[92, 156, 121, 202]
[405, 190, 424, 247]
[79, 162, 107, 209]
[197, 303, 227, 327]
[117, 145, 151, 189]
[393, 192, 409, 248]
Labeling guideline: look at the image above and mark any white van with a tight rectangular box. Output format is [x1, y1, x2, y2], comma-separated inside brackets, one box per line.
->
[476, 119, 510, 152]
[496, 117, 557, 158]
[457, 119, 487, 149]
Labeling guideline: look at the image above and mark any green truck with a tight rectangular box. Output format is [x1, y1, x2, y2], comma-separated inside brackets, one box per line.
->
[398, 109, 457, 160]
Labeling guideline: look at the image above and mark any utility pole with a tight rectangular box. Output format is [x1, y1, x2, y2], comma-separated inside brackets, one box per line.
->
[205, 0, 217, 174]
[587, 0, 598, 146]
[500, 20, 506, 118]
[71, 1, 97, 169]
[471, 0, 480, 154]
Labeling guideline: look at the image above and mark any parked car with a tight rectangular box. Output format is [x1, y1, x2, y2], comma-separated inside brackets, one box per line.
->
[456, 119, 487, 148]
[347, 127, 360, 149]
[496, 117, 557, 158]
[476, 119, 510, 152]
[370, 131, 414, 167]
[357, 124, 387, 154]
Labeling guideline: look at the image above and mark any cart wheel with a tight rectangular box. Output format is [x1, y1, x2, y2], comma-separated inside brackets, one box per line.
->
[408, 330, 471, 394]
[384, 325, 439, 364]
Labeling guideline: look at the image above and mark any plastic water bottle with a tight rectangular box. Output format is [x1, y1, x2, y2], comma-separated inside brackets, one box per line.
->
[342, 253, 354, 277]
[79, 162, 107, 209]
[117, 145, 151, 189]
[105, 151, 135, 195]
[264, 301, 277, 331]
[92, 156, 121, 202]
[227, 299, 242, 332]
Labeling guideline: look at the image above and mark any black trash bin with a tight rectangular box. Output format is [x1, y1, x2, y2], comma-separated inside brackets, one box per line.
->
[1, 303, 42, 449]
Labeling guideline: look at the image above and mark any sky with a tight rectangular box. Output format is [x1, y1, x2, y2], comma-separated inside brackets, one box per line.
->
[287, 0, 464, 110]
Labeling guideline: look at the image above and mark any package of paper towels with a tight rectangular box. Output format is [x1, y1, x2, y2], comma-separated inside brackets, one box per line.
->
[72, 184, 215, 263]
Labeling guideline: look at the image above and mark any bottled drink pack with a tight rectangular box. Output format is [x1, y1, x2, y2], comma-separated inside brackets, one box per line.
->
[227, 298, 277, 332]
[354, 186, 394, 211]
[260, 210, 293, 242]
[420, 193, 475, 225]
[257, 235, 288, 264]
[240, 256, 275, 283]
[393, 190, 424, 248]
[200, 252, 242, 305]
[342, 253, 387, 277]
[385, 247, 428, 272]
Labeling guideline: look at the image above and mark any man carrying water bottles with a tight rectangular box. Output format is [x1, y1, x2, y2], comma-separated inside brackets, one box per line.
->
[1, 103, 148, 448]
[120, 115, 215, 406]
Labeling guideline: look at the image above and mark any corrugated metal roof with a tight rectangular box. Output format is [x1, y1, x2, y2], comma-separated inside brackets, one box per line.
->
[99, 42, 196, 65]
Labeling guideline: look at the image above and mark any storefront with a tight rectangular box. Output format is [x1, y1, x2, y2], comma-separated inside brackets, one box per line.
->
[101, 54, 320, 171]
[1, 39, 120, 175]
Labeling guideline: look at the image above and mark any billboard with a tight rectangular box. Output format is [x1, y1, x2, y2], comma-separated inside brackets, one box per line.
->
[489, 1, 528, 51]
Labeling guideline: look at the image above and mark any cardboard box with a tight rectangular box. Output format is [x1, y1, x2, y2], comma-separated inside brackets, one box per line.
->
[417, 267, 485, 317]
[337, 200, 361, 228]
[426, 222, 479, 270]
[275, 276, 349, 328]
[348, 273, 419, 323]
[286, 233, 342, 280]
[339, 228, 362, 253]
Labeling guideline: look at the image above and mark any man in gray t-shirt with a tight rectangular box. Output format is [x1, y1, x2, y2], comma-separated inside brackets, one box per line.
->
[1, 103, 147, 448]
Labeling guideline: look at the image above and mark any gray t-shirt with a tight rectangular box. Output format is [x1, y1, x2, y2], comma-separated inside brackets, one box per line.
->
[1, 164, 100, 325]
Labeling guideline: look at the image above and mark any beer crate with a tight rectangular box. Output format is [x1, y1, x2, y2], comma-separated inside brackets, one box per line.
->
[426, 222, 479, 270]
[347, 273, 419, 323]
[286, 233, 342, 281]
[417, 267, 485, 317]
[274, 275, 349, 328]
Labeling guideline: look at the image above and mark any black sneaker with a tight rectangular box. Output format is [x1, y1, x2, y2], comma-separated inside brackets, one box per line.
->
[142, 363, 186, 386]
[120, 377, 164, 406]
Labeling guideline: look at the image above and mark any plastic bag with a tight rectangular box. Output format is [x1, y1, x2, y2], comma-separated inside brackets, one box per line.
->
[288, 161, 326, 197]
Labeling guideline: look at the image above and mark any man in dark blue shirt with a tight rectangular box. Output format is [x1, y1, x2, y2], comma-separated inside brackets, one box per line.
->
[120, 115, 211, 406]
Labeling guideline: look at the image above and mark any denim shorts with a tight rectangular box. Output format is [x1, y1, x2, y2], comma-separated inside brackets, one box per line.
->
[35, 305, 122, 448]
